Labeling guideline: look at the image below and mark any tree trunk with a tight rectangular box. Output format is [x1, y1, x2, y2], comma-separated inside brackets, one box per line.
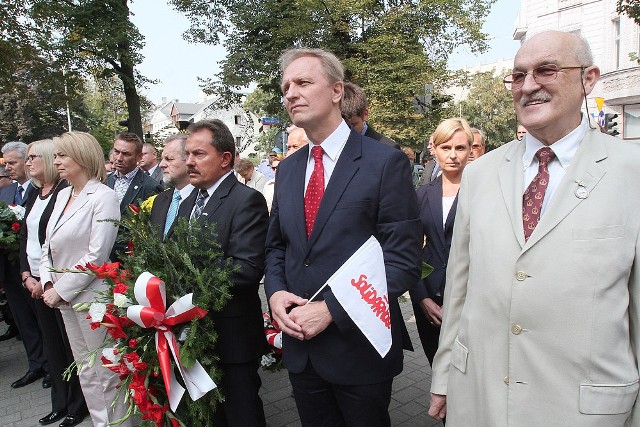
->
[118, 59, 143, 140]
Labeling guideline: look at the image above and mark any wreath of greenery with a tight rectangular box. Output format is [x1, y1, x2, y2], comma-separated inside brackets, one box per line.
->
[66, 197, 235, 426]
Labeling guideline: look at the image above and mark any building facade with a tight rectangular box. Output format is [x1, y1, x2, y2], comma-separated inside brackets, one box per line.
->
[514, 0, 640, 140]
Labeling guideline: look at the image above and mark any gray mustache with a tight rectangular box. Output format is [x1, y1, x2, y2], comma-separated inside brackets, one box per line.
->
[520, 91, 552, 106]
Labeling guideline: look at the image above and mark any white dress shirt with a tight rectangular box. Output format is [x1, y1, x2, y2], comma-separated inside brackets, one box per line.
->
[304, 120, 351, 193]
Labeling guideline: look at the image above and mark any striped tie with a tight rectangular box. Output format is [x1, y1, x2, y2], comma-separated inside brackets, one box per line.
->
[191, 189, 208, 220]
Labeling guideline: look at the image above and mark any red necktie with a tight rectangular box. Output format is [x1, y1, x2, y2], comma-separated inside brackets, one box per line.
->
[304, 145, 325, 238]
[522, 147, 555, 241]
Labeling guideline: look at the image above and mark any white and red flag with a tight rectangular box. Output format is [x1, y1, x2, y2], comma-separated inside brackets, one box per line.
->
[310, 236, 391, 357]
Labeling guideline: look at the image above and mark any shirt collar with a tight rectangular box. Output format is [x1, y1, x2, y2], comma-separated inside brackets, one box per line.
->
[360, 122, 369, 136]
[523, 114, 587, 170]
[307, 120, 351, 164]
[177, 183, 194, 200]
[116, 166, 140, 181]
[203, 170, 233, 197]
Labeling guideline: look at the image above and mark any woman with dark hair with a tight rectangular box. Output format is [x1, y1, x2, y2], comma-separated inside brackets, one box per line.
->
[20, 139, 87, 426]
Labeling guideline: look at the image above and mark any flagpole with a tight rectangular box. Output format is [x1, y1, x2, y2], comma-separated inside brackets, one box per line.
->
[306, 283, 329, 303]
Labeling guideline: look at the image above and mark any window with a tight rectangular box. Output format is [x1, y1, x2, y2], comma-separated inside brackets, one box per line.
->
[613, 18, 621, 69]
[236, 137, 242, 145]
[623, 104, 640, 140]
[234, 115, 242, 125]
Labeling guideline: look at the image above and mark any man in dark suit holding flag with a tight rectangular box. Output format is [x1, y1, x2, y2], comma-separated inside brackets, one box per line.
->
[265, 48, 421, 426]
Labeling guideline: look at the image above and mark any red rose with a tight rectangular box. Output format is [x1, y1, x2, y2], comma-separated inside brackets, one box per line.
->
[129, 338, 138, 348]
[128, 204, 140, 214]
[11, 222, 20, 232]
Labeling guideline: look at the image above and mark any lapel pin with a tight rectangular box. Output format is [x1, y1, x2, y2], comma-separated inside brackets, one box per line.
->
[574, 179, 589, 199]
[134, 185, 139, 190]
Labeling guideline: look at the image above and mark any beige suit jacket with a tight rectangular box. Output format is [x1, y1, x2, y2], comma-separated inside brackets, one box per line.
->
[432, 127, 640, 426]
[40, 180, 120, 304]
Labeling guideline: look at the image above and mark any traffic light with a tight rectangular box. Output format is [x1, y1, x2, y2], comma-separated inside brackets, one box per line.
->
[604, 113, 620, 137]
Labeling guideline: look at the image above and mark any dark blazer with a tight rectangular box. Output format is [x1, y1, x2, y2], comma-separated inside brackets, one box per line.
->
[0, 182, 33, 280]
[19, 180, 69, 274]
[264, 130, 422, 385]
[410, 176, 458, 303]
[107, 169, 163, 259]
[149, 188, 173, 239]
[106, 168, 164, 215]
[364, 124, 401, 150]
[170, 174, 269, 364]
[418, 159, 438, 187]
[148, 166, 163, 184]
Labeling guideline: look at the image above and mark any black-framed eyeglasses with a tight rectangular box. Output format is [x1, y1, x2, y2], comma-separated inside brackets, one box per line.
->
[503, 65, 585, 90]
[26, 154, 42, 162]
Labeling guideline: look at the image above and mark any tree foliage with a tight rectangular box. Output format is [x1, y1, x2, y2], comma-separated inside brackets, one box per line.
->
[617, 0, 640, 25]
[456, 70, 517, 149]
[170, 0, 496, 148]
[2, 0, 148, 139]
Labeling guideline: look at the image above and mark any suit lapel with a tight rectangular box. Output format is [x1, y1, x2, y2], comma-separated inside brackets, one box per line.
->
[425, 178, 446, 250]
[287, 146, 310, 249]
[52, 180, 99, 233]
[120, 170, 144, 212]
[307, 134, 361, 249]
[498, 140, 526, 248]
[199, 174, 236, 222]
[524, 128, 607, 250]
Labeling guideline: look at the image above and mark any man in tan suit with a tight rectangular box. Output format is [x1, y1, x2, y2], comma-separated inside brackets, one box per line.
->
[429, 31, 640, 426]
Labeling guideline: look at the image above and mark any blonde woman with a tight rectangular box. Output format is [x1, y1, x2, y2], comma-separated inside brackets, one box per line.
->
[410, 118, 473, 366]
[40, 132, 129, 427]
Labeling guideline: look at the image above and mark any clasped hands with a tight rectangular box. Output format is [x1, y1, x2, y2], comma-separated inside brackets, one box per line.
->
[41, 282, 65, 308]
[269, 290, 332, 340]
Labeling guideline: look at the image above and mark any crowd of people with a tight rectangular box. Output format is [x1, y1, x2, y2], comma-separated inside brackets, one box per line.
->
[0, 29, 638, 427]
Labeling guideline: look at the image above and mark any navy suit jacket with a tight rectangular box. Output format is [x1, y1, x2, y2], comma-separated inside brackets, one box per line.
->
[0, 182, 33, 282]
[106, 168, 163, 215]
[265, 130, 421, 385]
[410, 176, 458, 305]
[364, 124, 400, 150]
[166, 174, 269, 364]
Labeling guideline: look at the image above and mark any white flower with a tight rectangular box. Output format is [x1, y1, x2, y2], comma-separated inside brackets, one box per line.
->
[88, 302, 107, 322]
[102, 348, 121, 364]
[261, 354, 276, 367]
[113, 293, 132, 308]
[8, 204, 25, 220]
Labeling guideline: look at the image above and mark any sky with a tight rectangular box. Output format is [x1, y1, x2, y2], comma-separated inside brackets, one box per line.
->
[130, 0, 522, 105]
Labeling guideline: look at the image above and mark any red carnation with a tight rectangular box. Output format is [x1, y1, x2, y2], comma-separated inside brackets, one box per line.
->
[11, 222, 20, 232]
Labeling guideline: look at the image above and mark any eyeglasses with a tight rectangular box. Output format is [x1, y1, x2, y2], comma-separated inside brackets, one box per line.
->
[268, 154, 277, 158]
[26, 154, 42, 162]
[503, 65, 584, 90]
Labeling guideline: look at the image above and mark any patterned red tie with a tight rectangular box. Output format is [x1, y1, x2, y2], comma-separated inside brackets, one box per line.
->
[523, 147, 556, 241]
[304, 145, 325, 238]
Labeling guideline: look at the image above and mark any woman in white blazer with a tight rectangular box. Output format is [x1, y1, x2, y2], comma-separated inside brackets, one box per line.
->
[41, 132, 130, 427]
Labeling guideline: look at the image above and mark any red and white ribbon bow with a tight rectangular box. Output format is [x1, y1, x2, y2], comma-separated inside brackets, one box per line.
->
[127, 272, 216, 412]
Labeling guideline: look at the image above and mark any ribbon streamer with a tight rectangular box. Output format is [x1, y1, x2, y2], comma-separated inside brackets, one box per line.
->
[127, 272, 216, 412]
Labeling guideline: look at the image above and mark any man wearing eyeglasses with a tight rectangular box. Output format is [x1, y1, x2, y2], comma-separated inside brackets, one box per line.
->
[429, 31, 640, 426]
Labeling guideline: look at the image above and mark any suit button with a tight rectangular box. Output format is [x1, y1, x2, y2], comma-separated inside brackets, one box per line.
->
[516, 271, 526, 281]
[303, 259, 310, 267]
[442, 263, 447, 269]
[504, 376, 510, 385]
[511, 324, 523, 335]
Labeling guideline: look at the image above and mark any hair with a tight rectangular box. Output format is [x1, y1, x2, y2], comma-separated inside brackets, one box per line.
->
[432, 118, 474, 148]
[235, 158, 255, 174]
[2, 141, 28, 158]
[116, 132, 143, 154]
[163, 134, 188, 160]
[574, 34, 594, 66]
[279, 48, 345, 84]
[53, 132, 107, 183]
[27, 139, 59, 188]
[341, 82, 368, 118]
[401, 146, 415, 159]
[470, 128, 487, 146]
[186, 119, 236, 167]
[142, 142, 158, 154]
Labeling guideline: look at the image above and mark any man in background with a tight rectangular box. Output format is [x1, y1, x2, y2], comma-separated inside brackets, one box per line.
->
[341, 81, 400, 150]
